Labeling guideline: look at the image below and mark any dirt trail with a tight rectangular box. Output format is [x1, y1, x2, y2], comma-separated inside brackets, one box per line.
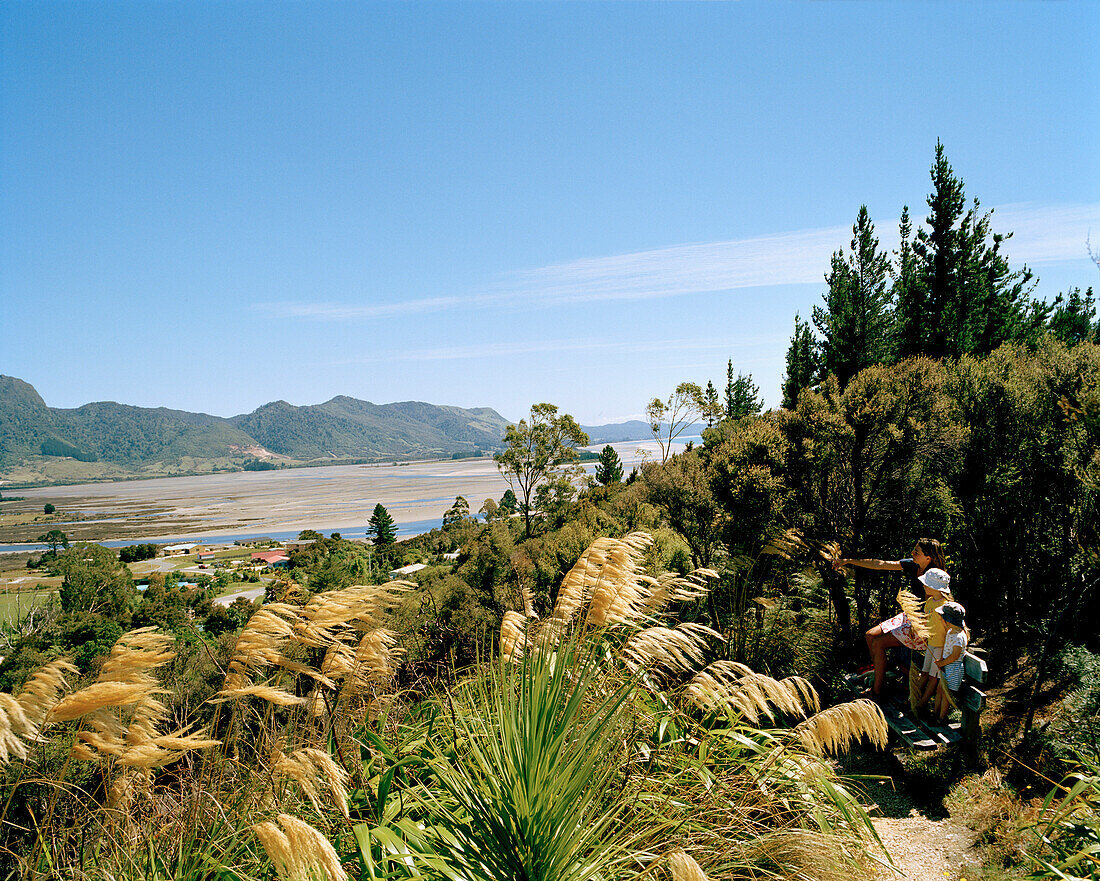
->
[861, 774, 983, 880]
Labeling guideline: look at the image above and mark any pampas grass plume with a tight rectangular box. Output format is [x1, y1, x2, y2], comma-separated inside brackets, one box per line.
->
[500, 611, 527, 664]
[255, 814, 348, 881]
[50, 682, 156, 723]
[669, 850, 709, 881]
[794, 699, 888, 755]
[16, 658, 78, 728]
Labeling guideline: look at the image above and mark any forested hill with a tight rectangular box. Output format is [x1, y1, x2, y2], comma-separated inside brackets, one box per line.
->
[0, 375, 511, 483]
[229, 396, 511, 461]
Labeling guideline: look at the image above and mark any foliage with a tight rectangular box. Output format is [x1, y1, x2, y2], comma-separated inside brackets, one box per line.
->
[912, 142, 1040, 359]
[782, 314, 817, 409]
[37, 528, 68, 553]
[1048, 288, 1098, 347]
[358, 533, 888, 881]
[646, 382, 716, 464]
[725, 360, 763, 420]
[443, 495, 471, 529]
[43, 502, 55, 515]
[367, 504, 398, 547]
[53, 542, 138, 625]
[594, 445, 623, 486]
[813, 206, 895, 388]
[119, 542, 157, 563]
[1034, 645, 1100, 768]
[786, 143, 1066, 391]
[495, 404, 589, 538]
[1020, 754, 1100, 881]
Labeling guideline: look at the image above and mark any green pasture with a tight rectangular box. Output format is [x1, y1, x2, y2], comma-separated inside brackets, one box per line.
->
[0, 588, 56, 624]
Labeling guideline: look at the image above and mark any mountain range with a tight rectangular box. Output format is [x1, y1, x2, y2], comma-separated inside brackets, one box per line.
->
[0, 376, 513, 484]
[0, 376, 668, 486]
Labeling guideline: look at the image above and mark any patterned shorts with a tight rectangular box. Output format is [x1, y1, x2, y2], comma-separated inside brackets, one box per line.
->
[881, 613, 928, 651]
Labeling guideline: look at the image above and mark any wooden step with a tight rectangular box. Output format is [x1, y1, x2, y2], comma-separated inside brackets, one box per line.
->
[878, 697, 938, 750]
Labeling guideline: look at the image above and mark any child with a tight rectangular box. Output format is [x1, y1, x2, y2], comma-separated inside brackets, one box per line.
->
[933, 601, 968, 723]
[915, 568, 953, 712]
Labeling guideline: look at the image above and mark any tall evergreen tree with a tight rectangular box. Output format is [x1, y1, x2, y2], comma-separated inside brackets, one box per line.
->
[1047, 287, 1096, 345]
[367, 503, 397, 546]
[704, 381, 720, 428]
[594, 445, 624, 485]
[912, 142, 966, 359]
[724, 360, 762, 420]
[913, 142, 1038, 358]
[781, 314, 816, 409]
[892, 206, 926, 360]
[812, 206, 893, 387]
[725, 369, 762, 419]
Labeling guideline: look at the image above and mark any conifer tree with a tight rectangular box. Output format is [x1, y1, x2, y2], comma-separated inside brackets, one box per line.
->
[1047, 287, 1097, 345]
[367, 503, 397, 546]
[594, 445, 624, 485]
[724, 364, 762, 419]
[704, 381, 720, 428]
[812, 206, 893, 387]
[892, 206, 925, 359]
[781, 314, 816, 409]
[913, 142, 1037, 358]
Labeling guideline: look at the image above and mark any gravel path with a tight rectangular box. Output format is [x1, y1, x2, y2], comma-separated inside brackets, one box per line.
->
[861, 776, 983, 880]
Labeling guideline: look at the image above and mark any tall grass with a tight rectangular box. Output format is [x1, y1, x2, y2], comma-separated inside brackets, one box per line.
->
[0, 534, 891, 881]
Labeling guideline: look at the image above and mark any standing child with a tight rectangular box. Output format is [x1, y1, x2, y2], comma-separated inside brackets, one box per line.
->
[914, 568, 954, 711]
[934, 601, 968, 723]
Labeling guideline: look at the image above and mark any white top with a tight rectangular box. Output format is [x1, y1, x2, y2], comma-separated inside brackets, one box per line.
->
[943, 629, 968, 661]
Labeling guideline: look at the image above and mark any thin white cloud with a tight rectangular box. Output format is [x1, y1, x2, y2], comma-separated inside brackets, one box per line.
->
[334, 335, 779, 365]
[254, 295, 473, 320]
[499, 225, 848, 303]
[255, 201, 1100, 321]
[984, 202, 1100, 265]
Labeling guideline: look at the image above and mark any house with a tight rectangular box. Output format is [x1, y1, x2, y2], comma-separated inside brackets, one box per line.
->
[285, 539, 317, 553]
[197, 552, 217, 562]
[163, 543, 201, 557]
[251, 550, 290, 568]
[388, 562, 427, 580]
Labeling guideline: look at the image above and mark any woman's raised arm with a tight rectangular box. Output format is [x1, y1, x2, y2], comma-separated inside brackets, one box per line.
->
[833, 557, 903, 572]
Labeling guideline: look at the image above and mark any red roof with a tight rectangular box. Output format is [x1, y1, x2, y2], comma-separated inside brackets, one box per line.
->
[251, 551, 289, 564]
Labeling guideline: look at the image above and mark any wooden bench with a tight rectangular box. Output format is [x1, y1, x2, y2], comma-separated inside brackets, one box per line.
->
[842, 650, 988, 751]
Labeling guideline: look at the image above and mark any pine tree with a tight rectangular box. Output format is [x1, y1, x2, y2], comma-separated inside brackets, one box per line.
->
[812, 206, 893, 386]
[367, 503, 397, 546]
[1047, 287, 1096, 345]
[781, 314, 816, 409]
[594, 445, 624, 485]
[725, 370, 762, 419]
[913, 142, 1037, 358]
[723, 360, 762, 420]
[892, 206, 926, 359]
[704, 381, 720, 428]
[912, 142, 966, 359]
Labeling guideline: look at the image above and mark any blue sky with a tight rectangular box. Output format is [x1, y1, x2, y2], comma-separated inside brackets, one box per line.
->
[3, 1, 1098, 425]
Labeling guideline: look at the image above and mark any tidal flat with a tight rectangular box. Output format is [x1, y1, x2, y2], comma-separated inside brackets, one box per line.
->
[0, 440, 663, 548]
[0, 458, 516, 545]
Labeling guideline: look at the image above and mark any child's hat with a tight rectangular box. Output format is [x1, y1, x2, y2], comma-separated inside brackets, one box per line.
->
[936, 601, 965, 627]
[918, 567, 951, 594]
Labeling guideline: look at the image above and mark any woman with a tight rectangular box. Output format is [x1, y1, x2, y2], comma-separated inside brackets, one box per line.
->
[833, 538, 949, 699]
